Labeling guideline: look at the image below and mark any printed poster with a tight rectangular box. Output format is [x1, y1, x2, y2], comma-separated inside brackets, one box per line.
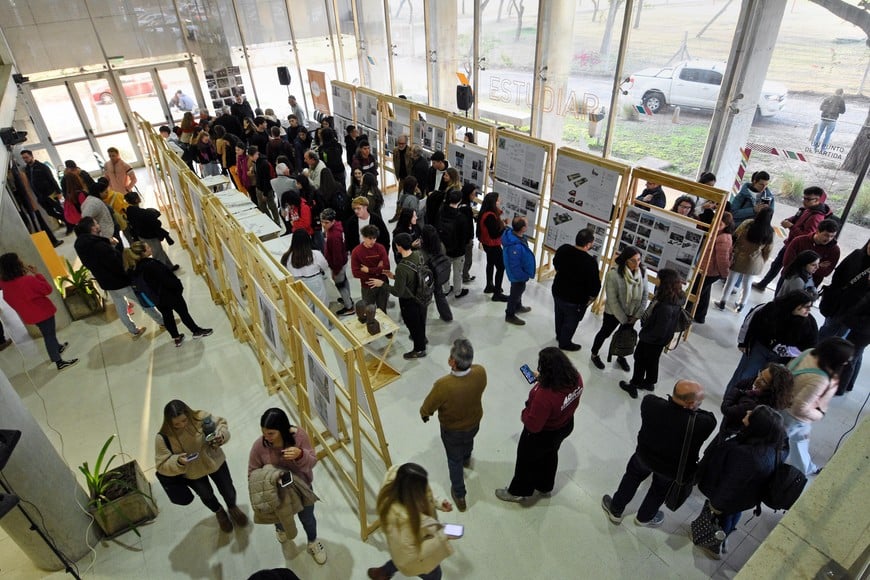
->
[544, 205, 609, 257]
[337, 360, 372, 421]
[220, 240, 246, 307]
[386, 119, 410, 152]
[332, 84, 353, 120]
[253, 279, 285, 361]
[448, 142, 487, 190]
[355, 92, 379, 129]
[492, 180, 540, 233]
[551, 152, 621, 223]
[619, 208, 706, 279]
[302, 339, 339, 438]
[494, 135, 546, 194]
[307, 69, 330, 114]
[413, 118, 446, 153]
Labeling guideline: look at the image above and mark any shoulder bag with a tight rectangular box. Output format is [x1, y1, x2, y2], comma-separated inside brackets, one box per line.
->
[664, 412, 697, 511]
[155, 433, 195, 506]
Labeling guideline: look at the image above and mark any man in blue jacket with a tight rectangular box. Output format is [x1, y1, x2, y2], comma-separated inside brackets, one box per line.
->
[502, 217, 535, 326]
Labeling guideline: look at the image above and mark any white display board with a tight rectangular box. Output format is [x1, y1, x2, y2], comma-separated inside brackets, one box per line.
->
[357, 125, 379, 157]
[221, 240, 246, 307]
[302, 338, 339, 438]
[168, 162, 188, 218]
[337, 361, 372, 421]
[619, 208, 705, 279]
[412, 118, 446, 153]
[254, 279, 286, 361]
[185, 174, 207, 239]
[492, 180, 540, 232]
[544, 206, 609, 257]
[551, 152, 621, 223]
[204, 245, 219, 290]
[494, 135, 546, 195]
[386, 119, 410, 152]
[448, 142, 487, 190]
[332, 85, 353, 120]
[392, 103, 411, 127]
[355, 92, 379, 129]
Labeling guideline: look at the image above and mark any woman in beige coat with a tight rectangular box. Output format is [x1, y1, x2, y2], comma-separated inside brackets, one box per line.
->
[155, 399, 248, 532]
[368, 463, 457, 580]
[717, 206, 774, 312]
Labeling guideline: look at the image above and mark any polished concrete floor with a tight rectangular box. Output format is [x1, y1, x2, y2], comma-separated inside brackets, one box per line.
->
[0, 180, 867, 580]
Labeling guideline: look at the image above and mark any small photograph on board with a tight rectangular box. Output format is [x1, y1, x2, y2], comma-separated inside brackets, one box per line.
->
[639, 214, 655, 227]
[648, 242, 664, 256]
[618, 241, 627, 253]
[644, 254, 660, 269]
[654, 220, 671, 234]
[668, 232, 685, 246]
[627, 209, 641, 223]
[471, 170, 479, 181]
[621, 232, 635, 245]
[665, 260, 691, 280]
[685, 231, 703, 244]
[635, 237, 648, 251]
[637, 225, 652, 238]
[676, 251, 695, 266]
[624, 221, 638, 233]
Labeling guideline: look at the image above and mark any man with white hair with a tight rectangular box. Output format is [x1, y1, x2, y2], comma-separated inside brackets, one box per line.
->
[271, 162, 297, 198]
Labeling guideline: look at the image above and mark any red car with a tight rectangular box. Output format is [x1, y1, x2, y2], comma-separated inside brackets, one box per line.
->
[91, 75, 168, 104]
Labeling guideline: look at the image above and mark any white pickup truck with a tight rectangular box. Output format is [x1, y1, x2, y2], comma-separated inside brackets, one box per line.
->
[623, 60, 788, 118]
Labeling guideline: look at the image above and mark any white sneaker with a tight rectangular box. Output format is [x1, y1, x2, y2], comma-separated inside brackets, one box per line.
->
[276, 529, 287, 543]
[307, 540, 327, 564]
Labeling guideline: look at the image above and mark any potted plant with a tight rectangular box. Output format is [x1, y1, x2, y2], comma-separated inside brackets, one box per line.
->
[79, 435, 158, 538]
[55, 259, 104, 319]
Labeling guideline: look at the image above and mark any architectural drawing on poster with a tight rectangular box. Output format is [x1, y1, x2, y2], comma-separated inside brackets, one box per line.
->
[551, 153, 621, 223]
[493, 181, 540, 230]
[544, 206, 609, 257]
[494, 135, 545, 194]
[448, 142, 487, 189]
[302, 339, 339, 438]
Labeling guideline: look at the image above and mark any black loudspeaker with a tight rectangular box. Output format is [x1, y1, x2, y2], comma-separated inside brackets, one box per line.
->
[456, 85, 474, 111]
[277, 66, 292, 86]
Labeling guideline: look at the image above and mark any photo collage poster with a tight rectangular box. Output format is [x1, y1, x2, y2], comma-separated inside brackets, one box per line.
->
[331, 85, 353, 120]
[302, 339, 339, 439]
[253, 279, 286, 362]
[386, 119, 410, 152]
[544, 209, 609, 258]
[619, 208, 706, 280]
[447, 142, 487, 190]
[492, 181, 540, 232]
[354, 92, 379, 130]
[494, 135, 546, 195]
[551, 153, 621, 223]
[413, 118, 446, 154]
[220, 240, 246, 308]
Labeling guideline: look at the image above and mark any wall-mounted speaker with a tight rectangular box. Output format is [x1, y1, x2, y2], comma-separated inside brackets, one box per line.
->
[277, 66, 292, 86]
[456, 85, 474, 111]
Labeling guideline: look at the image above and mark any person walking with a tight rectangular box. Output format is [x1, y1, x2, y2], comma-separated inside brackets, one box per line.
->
[419, 224, 453, 323]
[602, 380, 717, 527]
[551, 228, 601, 351]
[693, 212, 733, 324]
[124, 192, 177, 271]
[716, 206, 775, 312]
[495, 347, 584, 503]
[0, 253, 78, 370]
[811, 89, 846, 154]
[420, 338, 487, 512]
[104, 147, 137, 193]
[367, 463, 456, 580]
[476, 192, 508, 302]
[502, 217, 535, 326]
[20, 149, 65, 226]
[155, 400, 249, 533]
[437, 190, 473, 300]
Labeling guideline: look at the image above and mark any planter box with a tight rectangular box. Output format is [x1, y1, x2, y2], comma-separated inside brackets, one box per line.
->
[63, 286, 105, 320]
[89, 461, 158, 538]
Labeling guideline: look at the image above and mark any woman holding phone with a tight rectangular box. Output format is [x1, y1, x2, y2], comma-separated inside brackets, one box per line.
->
[248, 408, 327, 564]
[154, 400, 248, 533]
[368, 462, 456, 580]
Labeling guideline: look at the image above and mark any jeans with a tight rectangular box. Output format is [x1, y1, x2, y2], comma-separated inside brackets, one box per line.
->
[379, 560, 442, 580]
[140, 237, 175, 268]
[717, 511, 742, 536]
[440, 425, 479, 498]
[483, 244, 505, 293]
[158, 295, 202, 339]
[812, 119, 837, 153]
[782, 411, 816, 475]
[720, 270, 753, 305]
[724, 342, 779, 396]
[186, 461, 237, 512]
[591, 312, 623, 356]
[333, 266, 353, 309]
[506, 281, 526, 318]
[35, 317, 61, 362]
[276, 503, 318, 542]
[610, 452, 673, 522]
[399, 297, 427, 352]
[553, 294, 588, 347]
[444, 256, 465, 296]
[107, 287, 163, 333]
[630, 341, 666, 387]
[507, 419, 574, 497]
[758, 246, 786, 287]
[361, 284, 389, 313]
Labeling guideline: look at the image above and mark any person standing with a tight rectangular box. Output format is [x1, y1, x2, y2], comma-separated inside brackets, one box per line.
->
[419, 224, 453, 323]
[367, 233, 428, 359]
[318, 128, 345, 186]
[104, 147, 137, 193]
[781, 219, 840, 289]
[720, 363, 794, 435]
[344, 196, 390, 253]
[124, 192, 177, 271]
[352, 141, 379, 181]
[716, 206, 775, 312]
[635, 180, 666, 209]
[0, 253, 78, 370]
[351, 224, 391, 314]
[495, 347, 583, 503]
[320, 209, 355, 316]
[248, 146, 281, 225]
[20, 150, 65, 225]
[303, 150, 327, 190]
[602, 380, 717, 527]
[387, 134, 412, 223]
[420, 339, 487, 512]
[476, 192, 509, 302]
[552, 228, 601, 351]
[155, 400, 248, 533]
[230, 93, 255, 125]
[812, 89, 846, 154]
[730, 171, 774, 228]
[287, 94, 306, 125]
[437, 190, 473, 300]
[81, 181, 118, 244]
[502, 217, 535, 326]
[693, 212, 733, 324]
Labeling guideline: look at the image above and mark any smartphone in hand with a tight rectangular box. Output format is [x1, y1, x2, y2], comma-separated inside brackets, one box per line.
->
[520, 364, 536, 384]
[280, 471, 294, 487]
[444, 523, 464, 538]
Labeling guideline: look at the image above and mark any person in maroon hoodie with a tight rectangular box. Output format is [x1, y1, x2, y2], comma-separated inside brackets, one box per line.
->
[320, 208, 354, 315]
[495, 347, 584, 502]
[781, 219, 840, 288]
[351, 224, 391, 313]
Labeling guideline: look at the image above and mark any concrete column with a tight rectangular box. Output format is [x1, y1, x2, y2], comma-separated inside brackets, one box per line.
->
[700, 0, 788, 188]
[428, 2, 458, 110]
[533, 0, 578, 143]
[0, 369, 98, 570]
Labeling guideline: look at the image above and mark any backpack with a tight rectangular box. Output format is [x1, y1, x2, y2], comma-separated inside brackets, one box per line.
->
[608, 325, 638, 360]
[401, 257, 435, 305]
[737, 303, 765, 346]
[428, 253, 451, 287]
[760, 457, 807, 511]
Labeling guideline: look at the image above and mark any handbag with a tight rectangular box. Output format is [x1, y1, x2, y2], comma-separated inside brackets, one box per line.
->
[664, 413, 697, 511]
[607, 324, 638, 361]
[155, 433, 195, 506]
[690, 500, 726, 555]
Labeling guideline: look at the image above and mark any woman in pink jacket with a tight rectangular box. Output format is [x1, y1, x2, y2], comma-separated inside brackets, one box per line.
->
[0, 253, 77, 370]
[694, 212, 734, 324]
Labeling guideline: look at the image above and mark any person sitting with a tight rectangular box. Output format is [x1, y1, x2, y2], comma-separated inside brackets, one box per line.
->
[670, 195, 697, 219]
[636, 180, 666, 208]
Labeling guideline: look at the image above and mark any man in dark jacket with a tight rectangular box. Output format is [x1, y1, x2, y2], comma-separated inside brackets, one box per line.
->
[552, 228, 601, 351]
[318, 128, 345, 186]
[344, 196, 390, 252]
[812, 88, 846, 154]
[230, 94, 254, 125]
[438, 190, 473, 299]
[247, 146, 281, 225]
[248, 117, 270, 155]
[602, 380, 717, 527]
[636, 180, 666, 209]
[60, 160, 96, 194]
[214, 106, 245, 140]
[20, 150, 65, 223]
[74, 217, 163, 337]
[124, 192, 177, 271]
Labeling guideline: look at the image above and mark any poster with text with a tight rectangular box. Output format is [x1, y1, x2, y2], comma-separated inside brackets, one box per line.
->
[494, 135, 546, 194]
[413, 118, 446, 154]
[168, 162, 189, 218]
[358, 125, 379, 157]
[332, 85, 353, 120]
[619, 208, 705, 279]
[307, 70, 330, 114]
[355, 92, 379, 130]
[221, 240, 246, 307]
[185, 174, 207, 239]
[386, 119, 410, 152]
[448, 142, 487, 190]
[337, 360, 372, 420]
[302, 339, 339, 438]
[492, 181, 540, 232]
[551, 153, 621, 222]
[392, 102, 411, 127]
[544, 205, 609, 257]
[254, 279, 286, 362]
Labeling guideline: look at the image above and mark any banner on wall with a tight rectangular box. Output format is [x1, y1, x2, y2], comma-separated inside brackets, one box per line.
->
[544, 206, 609, 257]
[448, 142, 487, 190]
[619, 208, 705, 279]
[307, 70, 330, 115]
[551, 153, 621, 223]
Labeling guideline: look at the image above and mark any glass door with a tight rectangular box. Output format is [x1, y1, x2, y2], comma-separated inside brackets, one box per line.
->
[69, 76, 138, 166]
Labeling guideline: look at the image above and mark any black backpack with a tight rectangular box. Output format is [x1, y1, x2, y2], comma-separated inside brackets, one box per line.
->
[759, 452, 807, 513]
[402, 258, 435, 305]
[428, 253, 451, 287]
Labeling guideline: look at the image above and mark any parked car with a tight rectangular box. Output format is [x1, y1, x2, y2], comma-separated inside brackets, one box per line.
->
[91, 75, 167, 105]
[622, 60, 788, 118]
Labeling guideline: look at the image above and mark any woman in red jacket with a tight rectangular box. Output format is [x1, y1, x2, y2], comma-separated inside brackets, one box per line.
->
[694, 212, 734, 324]
[495, 347, 584, 502]
[0, 253, 78, 370]
[475, 192, 509, 302]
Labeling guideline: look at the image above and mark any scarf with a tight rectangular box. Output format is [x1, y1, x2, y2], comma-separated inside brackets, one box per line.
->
[623, 266, 643, 309]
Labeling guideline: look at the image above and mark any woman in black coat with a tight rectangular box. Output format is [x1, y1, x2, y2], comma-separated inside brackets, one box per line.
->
[124, 241, 212, 347]
[720, 362, 794, 434]
[696, 405, 786, 557]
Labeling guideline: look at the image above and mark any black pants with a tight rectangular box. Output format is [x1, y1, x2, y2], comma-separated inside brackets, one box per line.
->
[431, 280, 453, 321]
[630, 340, 666, 387]
[158, 294, 201, 339]
[610, 452, 673, 522]
[187, 461, 237, 512]
[507, 419, 574, 497]
[758, 245, 786, 286]
[693, 275, 722, 323]
[591, 312, 623, 355]
[483, 244, 505, 293]
[399, 297, 427, 351]
[553, 295, 588, 347]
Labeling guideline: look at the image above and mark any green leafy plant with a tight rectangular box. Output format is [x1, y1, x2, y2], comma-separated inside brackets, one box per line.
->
[775, 172, 805, 204]
[55, 259, 100, 309]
